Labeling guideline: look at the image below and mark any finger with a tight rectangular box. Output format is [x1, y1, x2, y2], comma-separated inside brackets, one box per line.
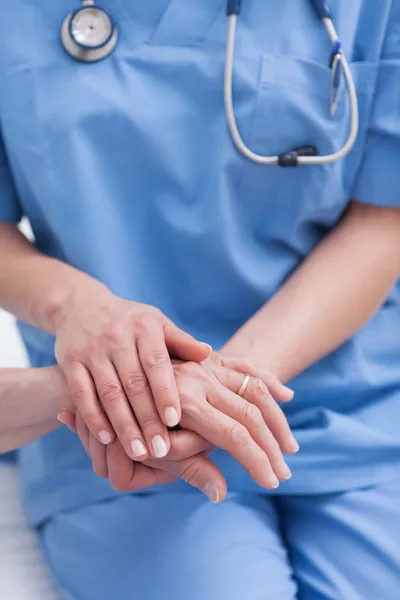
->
[207, 383, 292, 482]
[213, 368, 299, 455]
[57, 411, 77, 433]
[242, 379, 299, 455]
[145, 454, 227, 504]
[89, 358, 149, 462]
[220, 356, 294, 402]
[164, 319, 211, 362]
[64, 361, 114, 445]
[113, 343, 170, 459]
[136, 318, 181, 428]
[168, 430, 212, 460]
[75, 411, 91, 458]
[90, 434, 108, 479]
[106, 439, 176, 493]
[178, 381, 279, 490]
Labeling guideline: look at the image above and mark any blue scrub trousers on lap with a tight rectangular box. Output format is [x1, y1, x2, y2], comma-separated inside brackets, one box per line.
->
[40, 478, 400, 600]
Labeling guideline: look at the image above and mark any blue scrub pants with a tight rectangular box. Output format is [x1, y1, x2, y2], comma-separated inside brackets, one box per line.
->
[39, 477, 400, 600]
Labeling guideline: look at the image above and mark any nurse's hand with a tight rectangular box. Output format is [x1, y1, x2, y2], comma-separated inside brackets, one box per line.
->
[54, 287, 210, 462]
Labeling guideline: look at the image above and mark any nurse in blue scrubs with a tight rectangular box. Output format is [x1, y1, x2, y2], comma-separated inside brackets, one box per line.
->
[1, 1, 400, 598]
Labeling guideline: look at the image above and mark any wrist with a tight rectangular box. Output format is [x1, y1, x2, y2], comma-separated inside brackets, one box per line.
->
[32, 367, 73, 414]
[39, 275, 111, 334]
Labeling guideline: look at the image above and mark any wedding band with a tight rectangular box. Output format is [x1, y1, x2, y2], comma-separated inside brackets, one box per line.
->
[237, 374, 250, 398]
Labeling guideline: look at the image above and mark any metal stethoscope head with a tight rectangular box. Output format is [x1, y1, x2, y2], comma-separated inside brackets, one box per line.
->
[61, 0, 118, 63]
[61, 0, 359, 167]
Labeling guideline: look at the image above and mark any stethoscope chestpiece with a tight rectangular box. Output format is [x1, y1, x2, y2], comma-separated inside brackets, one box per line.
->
[61, 1, 118, 63]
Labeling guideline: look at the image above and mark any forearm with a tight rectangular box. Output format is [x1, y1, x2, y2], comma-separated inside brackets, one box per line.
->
[0, 422, 61, 454]
[223, 202, 400, 383]
[0, 367, 71, 452]
[0, 223, 109, 333]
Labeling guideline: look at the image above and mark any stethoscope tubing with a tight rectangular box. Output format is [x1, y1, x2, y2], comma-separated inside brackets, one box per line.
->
[224, 13, 359, 166]
[63, 0, 359, 167]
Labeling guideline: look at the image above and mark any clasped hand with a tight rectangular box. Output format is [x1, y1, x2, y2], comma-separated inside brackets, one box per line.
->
[55, 289, 298, 502]
[60, 356, 298, 503]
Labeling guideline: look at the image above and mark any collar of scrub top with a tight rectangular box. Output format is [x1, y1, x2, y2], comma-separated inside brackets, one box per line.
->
[225, 0, 359, 166]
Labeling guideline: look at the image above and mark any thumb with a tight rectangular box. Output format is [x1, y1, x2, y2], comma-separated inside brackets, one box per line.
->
[57, 411, 77, 433]
[164, 321, 211, 362]
[146, 454, 227, 504]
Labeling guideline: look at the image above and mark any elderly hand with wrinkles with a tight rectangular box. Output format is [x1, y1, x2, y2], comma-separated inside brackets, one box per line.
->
[59, 354, 299, 503]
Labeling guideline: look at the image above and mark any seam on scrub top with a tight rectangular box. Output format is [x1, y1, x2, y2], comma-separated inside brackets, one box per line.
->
[145, 2, 224, 50]
[113, 0, 174, 50]
[348, 61, 384, 196]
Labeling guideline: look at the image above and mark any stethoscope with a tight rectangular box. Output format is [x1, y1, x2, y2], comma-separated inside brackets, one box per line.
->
[61, 0, 359, 167]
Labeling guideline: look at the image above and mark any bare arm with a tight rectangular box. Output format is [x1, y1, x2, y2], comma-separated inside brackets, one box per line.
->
[0, 367, 71, 453]
[0, 223, 210, 459]
[0, 224, 105, 332]
[223, 201, 400, 382]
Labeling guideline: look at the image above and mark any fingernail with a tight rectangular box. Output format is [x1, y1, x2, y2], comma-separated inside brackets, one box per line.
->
[203, 483, 220, 504]
[268, 474, 280, 489]
[288, 435, 300, 453]
[57, 414, 66, 424]
[283, 386, 295, 401]
[282, 464, 292, 480]
[165, 407, 180, 428]
[203, 343, 213, 352]
[131, 439, 147, 458]
[99, 430, 112, 445]
[152, 435, 168, 458]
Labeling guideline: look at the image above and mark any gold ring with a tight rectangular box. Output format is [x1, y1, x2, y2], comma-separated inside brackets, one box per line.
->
[237, 374, 250, 398]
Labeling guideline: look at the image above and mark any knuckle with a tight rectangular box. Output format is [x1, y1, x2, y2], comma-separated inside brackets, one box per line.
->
[242, 402, 263, 427]
[143, 350, 169, 370]
[115, 420, 135, 438]
[102, 324, 125, 347]
[64, 348, 84, 363]
[147, 306, 162, 321]
[82, 412, 102, 432]
[253, 378, 268, 396]
[179, 388, 202, 416]
[133, 313, 153, 331]
[138, 411, 161, 429]
[114, 467, 135, 492]
[110, 476, 131, 493]
[176, 361, 204, 379]
[227, 422, 249, 446]
[93, 463, 108, 479]
[151, 307, 162, 318]
[87, 338, 104, 356]
[211, 354, 223, 367]
[224, 370, 238, 390]
[241, 358, 253, 371]
[180, 461, 203, 486]
[125, 372, 149, 396]
[178, 389, 194, 412]
[70, 381, 88, 401]
[99, 380, 124, 405]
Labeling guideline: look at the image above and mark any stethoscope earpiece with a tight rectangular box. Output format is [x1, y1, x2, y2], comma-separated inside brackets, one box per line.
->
[61, 1, 118, 63]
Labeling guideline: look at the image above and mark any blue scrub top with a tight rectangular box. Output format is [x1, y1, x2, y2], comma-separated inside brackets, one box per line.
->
[1, 1, 400, 525]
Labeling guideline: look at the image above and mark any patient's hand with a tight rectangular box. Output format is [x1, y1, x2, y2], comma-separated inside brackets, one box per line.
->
[61, 412, 222, 500]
